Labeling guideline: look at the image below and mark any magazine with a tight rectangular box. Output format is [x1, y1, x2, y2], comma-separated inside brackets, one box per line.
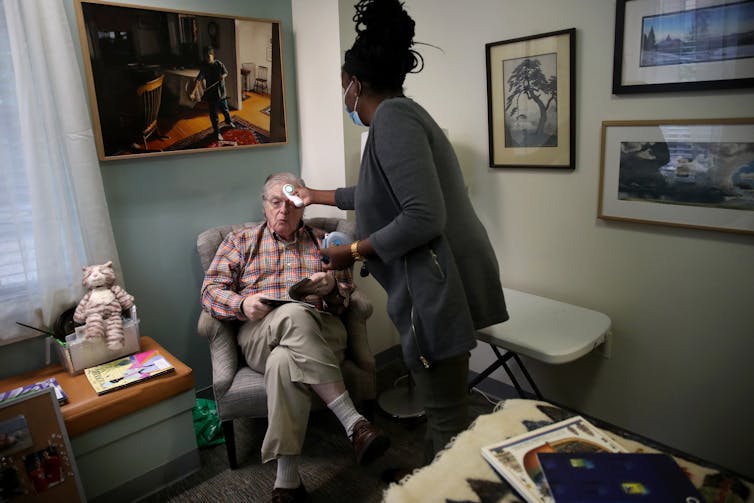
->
[0, 377, 68, 405]
[259, 278, 317, 308]
[537, 452, 703, 502]
[480, 416, 627, 503]
[84, 349, 175, 395]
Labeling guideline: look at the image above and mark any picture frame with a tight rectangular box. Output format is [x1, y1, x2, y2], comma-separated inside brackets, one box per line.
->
[598, 118, 754, 235]
[612, 0, 754, 94]
[74, 0, 288, 161]
[0, 388, 84, 502]
[485, 28, 576, 169]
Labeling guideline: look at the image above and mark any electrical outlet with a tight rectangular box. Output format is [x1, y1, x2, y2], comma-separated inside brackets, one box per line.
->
[596, 330, 613, 359]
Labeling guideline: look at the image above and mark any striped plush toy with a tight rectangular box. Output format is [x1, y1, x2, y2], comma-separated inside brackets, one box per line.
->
[73, 261, 134, 350]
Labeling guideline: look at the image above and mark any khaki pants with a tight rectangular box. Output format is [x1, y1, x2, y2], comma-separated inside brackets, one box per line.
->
[237, 303, 347, 462]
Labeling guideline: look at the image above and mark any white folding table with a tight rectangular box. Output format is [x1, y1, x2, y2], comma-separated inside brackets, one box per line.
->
[468, 288, 612, 399]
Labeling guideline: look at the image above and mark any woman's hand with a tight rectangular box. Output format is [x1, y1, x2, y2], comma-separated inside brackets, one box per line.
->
[294, 187, 313, 206]
[292, 187, 337, 207]
[319, 244, 354, 271]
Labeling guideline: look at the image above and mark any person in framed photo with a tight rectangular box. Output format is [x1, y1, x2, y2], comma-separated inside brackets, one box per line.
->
[194, 45, 235, 141]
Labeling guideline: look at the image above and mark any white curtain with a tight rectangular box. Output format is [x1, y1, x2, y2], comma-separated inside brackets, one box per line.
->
[0, 0, 120, 344]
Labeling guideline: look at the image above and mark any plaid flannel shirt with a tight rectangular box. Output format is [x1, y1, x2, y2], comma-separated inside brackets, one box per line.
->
[201, 222, 352, 320]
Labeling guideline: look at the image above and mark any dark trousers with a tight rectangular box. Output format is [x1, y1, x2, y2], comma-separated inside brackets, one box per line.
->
[208, 98, 232, 133]
[410, 352, 470, 465]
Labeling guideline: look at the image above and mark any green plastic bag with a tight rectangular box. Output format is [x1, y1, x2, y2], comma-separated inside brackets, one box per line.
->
[192, 398, 225, 448]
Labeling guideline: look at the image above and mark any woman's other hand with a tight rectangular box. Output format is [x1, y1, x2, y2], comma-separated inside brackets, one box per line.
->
[319, 244, 354, 271]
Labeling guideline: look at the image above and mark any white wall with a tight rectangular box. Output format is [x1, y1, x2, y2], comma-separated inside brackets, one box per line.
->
[295, 0, 754, 478]
[292, 0, 346, 220]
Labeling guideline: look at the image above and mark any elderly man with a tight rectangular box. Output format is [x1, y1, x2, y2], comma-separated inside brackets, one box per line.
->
[201, 172, 389, 501]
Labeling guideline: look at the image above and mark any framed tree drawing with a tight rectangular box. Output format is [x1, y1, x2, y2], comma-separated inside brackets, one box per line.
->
[486, 28, 576, 169]
[613, 0, 754, 94]
[598, 118, 754, 235]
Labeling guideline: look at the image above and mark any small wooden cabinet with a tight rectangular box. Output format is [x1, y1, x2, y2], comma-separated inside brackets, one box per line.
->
[0, 337, 199, 502]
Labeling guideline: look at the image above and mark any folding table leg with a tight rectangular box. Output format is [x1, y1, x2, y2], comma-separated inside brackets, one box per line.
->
[468, 343, 544, 400]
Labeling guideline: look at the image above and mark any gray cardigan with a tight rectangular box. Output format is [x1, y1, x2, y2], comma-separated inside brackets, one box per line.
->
[336, 97, 508, 370]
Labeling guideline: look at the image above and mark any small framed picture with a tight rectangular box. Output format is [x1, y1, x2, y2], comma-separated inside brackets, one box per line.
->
[485, 28, 576, 169]
[613, 0, 754, 94]
[0, 388, 85, 502]
[598, 118, 754, 235]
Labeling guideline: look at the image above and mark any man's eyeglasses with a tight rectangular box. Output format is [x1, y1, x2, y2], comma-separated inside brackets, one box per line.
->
[264, 197, 298, 209]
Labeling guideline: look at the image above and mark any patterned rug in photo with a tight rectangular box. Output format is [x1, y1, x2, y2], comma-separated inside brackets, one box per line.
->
[165, 117, 270, 151]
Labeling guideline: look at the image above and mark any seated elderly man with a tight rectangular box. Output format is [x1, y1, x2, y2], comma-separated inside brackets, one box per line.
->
[201, 172, 389, 501]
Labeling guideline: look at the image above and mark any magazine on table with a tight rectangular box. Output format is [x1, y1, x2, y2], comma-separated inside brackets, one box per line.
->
[480, 415, 627, 503]
[0, 377, 68, 405]
[84, 349, 174, 395]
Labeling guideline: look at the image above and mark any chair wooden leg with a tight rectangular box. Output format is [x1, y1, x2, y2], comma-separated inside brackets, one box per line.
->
[222, 420, 238, 469]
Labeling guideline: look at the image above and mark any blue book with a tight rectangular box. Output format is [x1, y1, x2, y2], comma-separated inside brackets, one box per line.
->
[0, 377, 68, 405]
[538, 452, 703, 503]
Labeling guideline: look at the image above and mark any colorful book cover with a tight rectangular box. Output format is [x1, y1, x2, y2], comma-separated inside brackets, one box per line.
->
[84, 350, 175, 395]
[480, 416, 627, 503]
[537, 452, 703, 502]
[0, 377, 68, 405]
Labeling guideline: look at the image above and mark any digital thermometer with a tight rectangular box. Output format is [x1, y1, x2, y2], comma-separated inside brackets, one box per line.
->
[282, 184, 304, 207]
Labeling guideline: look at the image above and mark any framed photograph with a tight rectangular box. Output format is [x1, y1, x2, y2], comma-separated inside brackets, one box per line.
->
[0, 388, 84, 502]
[598, 118, 754, 235]
[485, 28, 576, 169]
[74, 0, 288, 161]
[613, 0, 754, 94]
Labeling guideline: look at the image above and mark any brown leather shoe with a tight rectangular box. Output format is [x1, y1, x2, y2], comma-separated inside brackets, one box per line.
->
[351, 419, 390, 465]
[271, 483, 308, 503]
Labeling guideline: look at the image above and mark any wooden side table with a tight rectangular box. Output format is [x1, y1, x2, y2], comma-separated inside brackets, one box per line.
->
[0, 336, 199, 502]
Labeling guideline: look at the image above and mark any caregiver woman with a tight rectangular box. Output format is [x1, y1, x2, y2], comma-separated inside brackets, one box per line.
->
[297, 0, 508, 466]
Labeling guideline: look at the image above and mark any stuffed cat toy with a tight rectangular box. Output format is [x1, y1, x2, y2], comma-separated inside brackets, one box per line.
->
[73, 261, 134, 350]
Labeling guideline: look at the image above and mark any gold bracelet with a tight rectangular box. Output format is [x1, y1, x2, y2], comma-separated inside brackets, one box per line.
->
[350, 240, 364, 262]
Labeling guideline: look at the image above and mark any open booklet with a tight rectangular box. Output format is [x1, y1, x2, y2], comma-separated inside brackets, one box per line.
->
[258, 278, 316, 308]
[480, 415, 627, 503]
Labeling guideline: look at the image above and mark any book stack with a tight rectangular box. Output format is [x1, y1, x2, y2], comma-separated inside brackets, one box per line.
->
[0, 377, 68, 405]
[480, 416, 703, 503]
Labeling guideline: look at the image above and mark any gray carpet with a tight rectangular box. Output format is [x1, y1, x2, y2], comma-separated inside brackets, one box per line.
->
[138, 390, 499, 503]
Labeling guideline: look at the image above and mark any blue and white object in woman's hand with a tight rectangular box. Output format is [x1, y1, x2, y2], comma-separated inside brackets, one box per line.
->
[282, 184, 304, 207]
[322, 231, 353, 248]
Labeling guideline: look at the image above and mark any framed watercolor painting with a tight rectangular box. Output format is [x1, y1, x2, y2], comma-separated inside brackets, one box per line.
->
[74, 0, 288, 161]
[485, 28, 576, 169]
[613, 0, 754, 94]
[598, 119, 754, 235]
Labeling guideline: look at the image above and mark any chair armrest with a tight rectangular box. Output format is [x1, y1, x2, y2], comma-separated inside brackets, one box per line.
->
[197, 310, 239, 400]
[343, 289, 375, 373]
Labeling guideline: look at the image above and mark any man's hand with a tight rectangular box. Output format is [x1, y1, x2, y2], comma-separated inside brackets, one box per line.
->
[241, 293, 274, 321]
[308, 271, 336, 295]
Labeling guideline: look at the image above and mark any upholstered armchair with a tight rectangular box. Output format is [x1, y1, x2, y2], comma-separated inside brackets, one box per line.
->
[196, 217, 377, 468]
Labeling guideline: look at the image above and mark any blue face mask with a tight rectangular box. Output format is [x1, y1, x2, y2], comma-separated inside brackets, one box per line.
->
[344, 81, 365, 127]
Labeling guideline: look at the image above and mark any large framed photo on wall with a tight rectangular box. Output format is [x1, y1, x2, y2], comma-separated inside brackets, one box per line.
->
[598, 118, 754, 235]
[613, 0, 754, 94]
[485, 28, 576, 169]
[74, 0, 288, 161]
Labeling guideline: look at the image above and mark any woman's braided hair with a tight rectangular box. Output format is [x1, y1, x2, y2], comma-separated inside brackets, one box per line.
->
[342, 0, 424, 93]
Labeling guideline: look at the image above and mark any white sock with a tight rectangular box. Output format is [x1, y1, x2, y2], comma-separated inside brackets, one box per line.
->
[275, 455, 300, 489]
[327, 391, 365, 439]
